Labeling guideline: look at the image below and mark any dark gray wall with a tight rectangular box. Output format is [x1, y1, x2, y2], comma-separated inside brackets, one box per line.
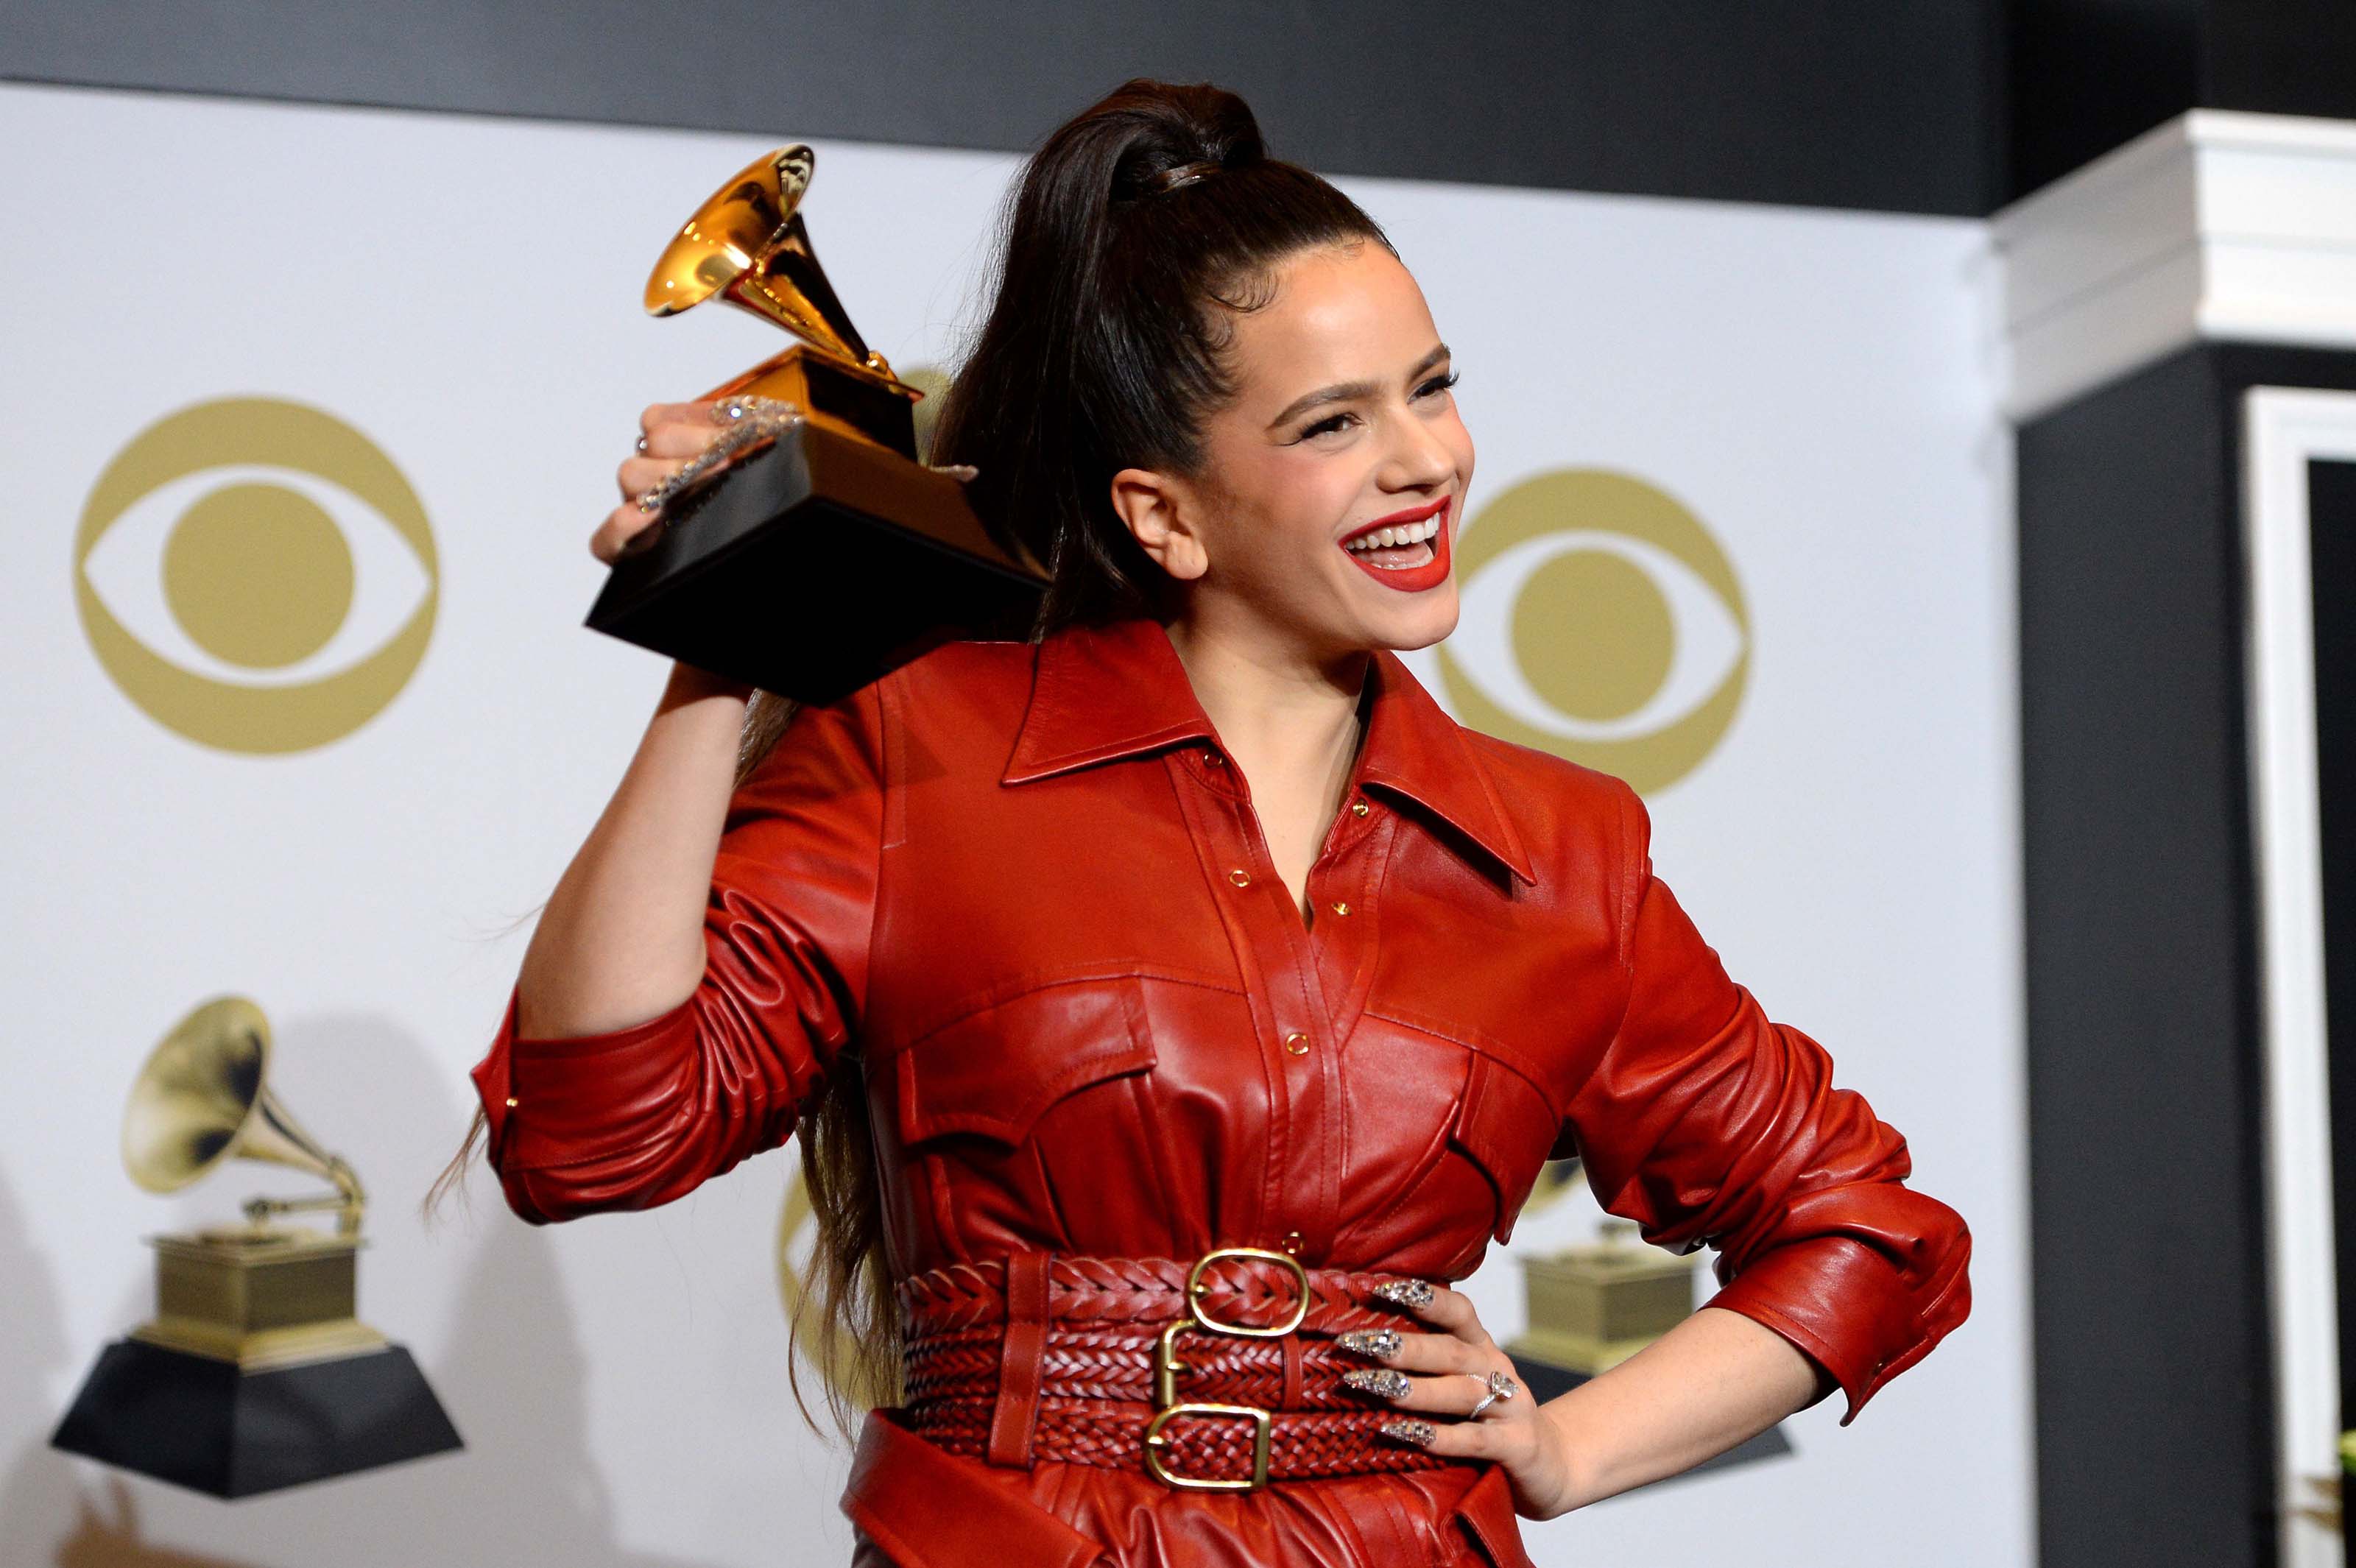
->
[2004, 0, 2356, 200]
[0, 0, 2006, 215]
[2019, 343, 2356, 1568]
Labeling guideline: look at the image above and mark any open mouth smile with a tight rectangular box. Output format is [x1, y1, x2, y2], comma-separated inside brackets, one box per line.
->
[1339, 495, 1452, 593]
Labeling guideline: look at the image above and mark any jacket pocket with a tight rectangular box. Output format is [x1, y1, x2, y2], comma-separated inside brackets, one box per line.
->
[891, 975, 1157, 1148]
[1447, 1048, 1561, 1245]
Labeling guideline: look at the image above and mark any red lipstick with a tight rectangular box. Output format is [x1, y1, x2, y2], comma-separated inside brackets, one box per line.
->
[1339, 495, 1452, 593]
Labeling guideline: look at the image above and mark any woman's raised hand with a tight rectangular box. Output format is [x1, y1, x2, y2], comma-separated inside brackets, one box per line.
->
[592, 400, 730, 565]
[1341, 1280, 1584, 1519]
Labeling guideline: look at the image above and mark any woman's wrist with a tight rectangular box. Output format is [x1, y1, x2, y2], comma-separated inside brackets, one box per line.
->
[1527, 1394, 1601, 1519]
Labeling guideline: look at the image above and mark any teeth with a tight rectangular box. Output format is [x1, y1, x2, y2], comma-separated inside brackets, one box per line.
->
[1344, 516, 1440, 552]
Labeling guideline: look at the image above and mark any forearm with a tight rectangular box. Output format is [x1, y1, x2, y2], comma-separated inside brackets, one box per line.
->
[515, 662, 753, 1039]
[1534, 1304, 1835, 1514]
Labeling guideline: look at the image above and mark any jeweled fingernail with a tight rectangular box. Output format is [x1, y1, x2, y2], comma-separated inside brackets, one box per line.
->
[1340, 1368, 1411, 1399]
[1335, 1328, 1402, 1360]
[1380, 1419, 1436, 1447]
[1371, 1279, 1435, 1309]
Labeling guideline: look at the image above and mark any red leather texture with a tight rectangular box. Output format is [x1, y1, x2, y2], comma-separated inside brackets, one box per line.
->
[467, 615, 1972, 1567]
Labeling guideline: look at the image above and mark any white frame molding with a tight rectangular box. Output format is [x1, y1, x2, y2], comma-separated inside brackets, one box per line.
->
[1997, 113, 2356, 422]
[2245, 385, 2356, 1568]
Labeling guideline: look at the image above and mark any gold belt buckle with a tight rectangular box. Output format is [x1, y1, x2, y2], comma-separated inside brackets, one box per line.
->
[1142, 1246, 1309, 1493]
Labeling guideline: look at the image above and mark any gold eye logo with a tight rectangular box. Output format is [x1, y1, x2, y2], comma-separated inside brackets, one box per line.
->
[1439, 469, 1749, 794]
[74, 398, 437, 755]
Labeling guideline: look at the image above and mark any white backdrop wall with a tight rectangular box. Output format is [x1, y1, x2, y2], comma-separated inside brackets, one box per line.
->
[0, 81, 2028, 1567]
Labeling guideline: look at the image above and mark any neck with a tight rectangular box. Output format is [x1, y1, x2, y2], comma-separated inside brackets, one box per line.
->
[1162, 614, 1370, 777]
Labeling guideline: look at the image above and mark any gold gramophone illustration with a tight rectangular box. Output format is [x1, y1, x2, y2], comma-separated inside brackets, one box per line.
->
[1507, 1217, 1701, 1374]
[587, 144, 1048, 704]
[118, 995, 381, 1368]
[1501, 1160, 1701, 1377]
[52, 997, 460, 1497]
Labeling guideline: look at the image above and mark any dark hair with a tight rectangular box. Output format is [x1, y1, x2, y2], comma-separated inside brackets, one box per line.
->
[935, 78, 1395, 630]
[426, 78, 1390, 1440]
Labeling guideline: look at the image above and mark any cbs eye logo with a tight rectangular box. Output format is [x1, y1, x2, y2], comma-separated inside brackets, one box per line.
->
[1439, 469, 1748, 794]
[74, 398, 437, 755]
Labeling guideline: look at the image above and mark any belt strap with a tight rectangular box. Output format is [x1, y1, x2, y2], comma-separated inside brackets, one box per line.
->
[897, 1251, 1457, 1490]
[986, 1250, 1051, 1467]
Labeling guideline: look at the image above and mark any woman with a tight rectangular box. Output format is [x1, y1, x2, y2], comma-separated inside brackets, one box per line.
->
[437, 79, 1970, 1567]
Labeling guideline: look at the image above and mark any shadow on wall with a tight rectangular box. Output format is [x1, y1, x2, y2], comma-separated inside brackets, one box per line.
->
[0, 1158, 81, 1566]
[0, 1011, 713, 1568]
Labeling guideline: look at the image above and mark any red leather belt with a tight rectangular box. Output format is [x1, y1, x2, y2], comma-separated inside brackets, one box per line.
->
[895, 1248, 1453, 1491]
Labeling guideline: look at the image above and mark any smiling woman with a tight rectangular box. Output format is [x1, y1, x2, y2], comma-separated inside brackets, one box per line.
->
[434, 77, 1972, 1568]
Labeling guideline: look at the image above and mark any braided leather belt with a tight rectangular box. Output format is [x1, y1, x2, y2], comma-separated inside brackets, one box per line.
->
[896, 1247, 1450, 1492]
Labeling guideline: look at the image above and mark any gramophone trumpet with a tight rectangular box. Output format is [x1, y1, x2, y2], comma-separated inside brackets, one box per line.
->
[124, 994, 364, 1237]
[643, 142, 920, 454]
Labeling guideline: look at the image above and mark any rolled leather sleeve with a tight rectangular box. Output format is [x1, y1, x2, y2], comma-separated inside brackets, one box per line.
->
[1561, 783, 1972, 1424]
[467, 684, 886, 1226]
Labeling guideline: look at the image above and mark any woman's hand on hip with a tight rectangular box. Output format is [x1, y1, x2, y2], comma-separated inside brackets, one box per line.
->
[1340, 1280, 1587, 1520]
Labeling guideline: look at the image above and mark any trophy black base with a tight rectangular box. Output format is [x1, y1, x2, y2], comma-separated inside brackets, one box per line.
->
[588, 421, 1048, 705]
[50, 1338, 463, 1498]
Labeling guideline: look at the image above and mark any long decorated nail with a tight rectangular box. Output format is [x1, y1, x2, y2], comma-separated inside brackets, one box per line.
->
[1371, 1279, 1435, 1309]
[1380, 1419, 1437, 1447]
[1336, 1328, 1402, 1360]
[1340, 1368, 1412, 1399]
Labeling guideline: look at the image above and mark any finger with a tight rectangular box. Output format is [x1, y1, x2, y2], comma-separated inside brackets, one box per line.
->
[1365, 1330, 1492, 1379]
[1380, 1414, 1538, 1466]
[590, 501, 657, 565]
[638, 400, 720, 434]
[640, 422, 724, 460]
[616, 455, 688, 502]
[1344, 1366, 1498, 1416]
[1378, 1282, 1497, 1352]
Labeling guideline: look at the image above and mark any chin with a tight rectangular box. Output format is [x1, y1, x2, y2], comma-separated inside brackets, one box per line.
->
[1364, 589, 1460, 653]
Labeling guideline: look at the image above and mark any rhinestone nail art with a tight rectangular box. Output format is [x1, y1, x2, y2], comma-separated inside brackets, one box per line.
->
[1371, 1279, 1436, 1310]
[1335, 1328, 1402, 1360]
[1340, 1368, 1412, 1399]
[1380, 1419, 1437, 1447]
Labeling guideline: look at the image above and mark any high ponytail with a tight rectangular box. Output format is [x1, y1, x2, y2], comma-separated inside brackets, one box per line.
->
[934, 79, 1394, 629]
[764, 84, 1389, 1430]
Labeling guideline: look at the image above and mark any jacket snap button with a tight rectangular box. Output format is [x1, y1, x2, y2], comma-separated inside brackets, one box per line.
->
[1228, 869, 1251, 887]
[1351, 800, 1370, 817]
[504, 1097, 519, 1109]
[1284, 1031, 1311, 1056]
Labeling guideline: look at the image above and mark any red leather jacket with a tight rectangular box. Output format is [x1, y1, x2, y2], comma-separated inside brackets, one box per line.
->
[468, 615, 1971, 1567]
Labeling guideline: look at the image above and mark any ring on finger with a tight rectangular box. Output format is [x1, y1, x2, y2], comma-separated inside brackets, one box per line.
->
[635, 434, 649, 455]
[1466, 1369, 1518, 1421]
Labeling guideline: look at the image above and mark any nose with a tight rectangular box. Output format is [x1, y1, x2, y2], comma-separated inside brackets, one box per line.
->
[1378, 407, 1458, 492]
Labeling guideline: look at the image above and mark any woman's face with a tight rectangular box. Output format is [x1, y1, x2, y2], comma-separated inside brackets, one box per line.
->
[1115, 241, 1474, 664]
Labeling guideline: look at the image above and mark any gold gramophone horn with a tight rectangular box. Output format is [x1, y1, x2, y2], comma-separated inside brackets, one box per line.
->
[645, 143, 906, 385]
[123, 996, 365, 1237]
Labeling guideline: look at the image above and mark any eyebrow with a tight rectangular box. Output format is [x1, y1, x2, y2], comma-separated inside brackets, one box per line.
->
[1264, 343, 1452, 431]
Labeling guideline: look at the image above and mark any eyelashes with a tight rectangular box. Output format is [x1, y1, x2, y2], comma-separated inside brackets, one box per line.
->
[1292, 370, 1460, 442]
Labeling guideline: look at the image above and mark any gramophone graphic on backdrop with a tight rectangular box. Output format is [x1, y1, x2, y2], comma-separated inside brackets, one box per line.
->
[585, 144, 1048, 704]
[51, 997, 460, 1497]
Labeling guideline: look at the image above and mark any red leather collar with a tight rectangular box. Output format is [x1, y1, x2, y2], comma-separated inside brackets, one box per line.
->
[1001, 617, 1537, 887]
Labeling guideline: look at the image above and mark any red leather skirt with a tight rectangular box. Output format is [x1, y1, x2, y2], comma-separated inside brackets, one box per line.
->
[843, 1406, 1533, 1568]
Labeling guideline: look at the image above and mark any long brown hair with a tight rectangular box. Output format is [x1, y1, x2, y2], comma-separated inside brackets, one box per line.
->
[427, 77, 1390, 1437]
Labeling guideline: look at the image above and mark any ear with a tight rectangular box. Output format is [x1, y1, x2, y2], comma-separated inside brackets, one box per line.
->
[1109, 466, 1208, 582]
